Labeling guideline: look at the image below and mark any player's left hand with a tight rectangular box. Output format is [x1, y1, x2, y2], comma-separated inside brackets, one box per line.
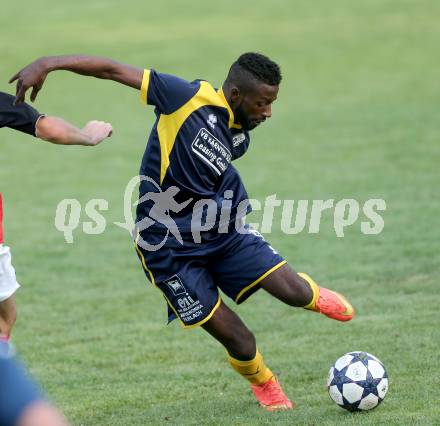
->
[9, 58, 49, 105]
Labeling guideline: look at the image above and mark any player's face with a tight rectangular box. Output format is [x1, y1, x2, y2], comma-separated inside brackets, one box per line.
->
[233, 84, 279, 131]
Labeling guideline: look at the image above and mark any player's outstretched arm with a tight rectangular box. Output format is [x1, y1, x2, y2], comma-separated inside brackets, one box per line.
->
[9, 55, 143, 104]
[36, 116, 113, 146]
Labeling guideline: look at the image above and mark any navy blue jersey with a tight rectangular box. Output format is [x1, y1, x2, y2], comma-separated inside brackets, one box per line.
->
[0, 92, 42, 136]
[136, 70, 252, 235]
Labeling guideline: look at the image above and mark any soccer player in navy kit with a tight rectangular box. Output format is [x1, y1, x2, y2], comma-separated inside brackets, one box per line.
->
[0, 92, 112, 343]
[11, 53, 355, 410]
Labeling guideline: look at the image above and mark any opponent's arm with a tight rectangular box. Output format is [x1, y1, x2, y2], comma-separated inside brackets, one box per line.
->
[9, 55, 143, 104]
[36, 116, 112, 146]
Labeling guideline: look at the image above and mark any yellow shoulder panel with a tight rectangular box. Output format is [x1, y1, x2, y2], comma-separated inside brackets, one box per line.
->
[157, 81, 231, 184]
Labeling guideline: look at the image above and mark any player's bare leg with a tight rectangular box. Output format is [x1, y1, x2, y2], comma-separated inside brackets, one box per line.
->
[260, 263, 355, 321]
[0, 295, 17, 340]
[0, 194, 17, 341]
[202, 301, 293, 411]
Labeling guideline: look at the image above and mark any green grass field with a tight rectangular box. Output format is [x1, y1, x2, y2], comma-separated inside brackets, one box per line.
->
[1, 0, 440, 424]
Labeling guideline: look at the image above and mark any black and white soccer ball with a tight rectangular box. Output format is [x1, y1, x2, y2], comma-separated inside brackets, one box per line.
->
[327, 351, 388, 411]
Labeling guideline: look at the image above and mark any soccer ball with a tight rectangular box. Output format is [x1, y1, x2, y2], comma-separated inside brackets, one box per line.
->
[327, 351, 388, 411]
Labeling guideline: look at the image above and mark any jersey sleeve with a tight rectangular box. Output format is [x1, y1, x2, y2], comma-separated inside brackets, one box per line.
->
[140, 69, 200, 114]
[0, 92, 43, 137]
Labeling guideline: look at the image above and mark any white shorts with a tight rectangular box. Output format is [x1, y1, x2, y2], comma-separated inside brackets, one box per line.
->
[0, 245, 20, 302]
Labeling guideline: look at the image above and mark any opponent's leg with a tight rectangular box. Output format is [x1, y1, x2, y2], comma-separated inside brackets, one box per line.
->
[0, 294, 17, 340]
[202, 301, 293, 411]
[260, 263, 355, 321]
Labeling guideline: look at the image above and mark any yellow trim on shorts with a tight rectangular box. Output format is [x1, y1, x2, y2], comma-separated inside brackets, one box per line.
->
[134, 234, 221, 330]
[134, 234, 156, 286]
[168, 293, 222, 330]
[140, 69, 151, 105]
[235, 260, 287, 303]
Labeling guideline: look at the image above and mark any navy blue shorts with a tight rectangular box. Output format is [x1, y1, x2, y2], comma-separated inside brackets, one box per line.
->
[135, 225, 286, 328]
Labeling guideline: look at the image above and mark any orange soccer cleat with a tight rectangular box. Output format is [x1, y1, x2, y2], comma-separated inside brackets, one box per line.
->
[299, 273, 355, 322]
[250, 377, 294, 411]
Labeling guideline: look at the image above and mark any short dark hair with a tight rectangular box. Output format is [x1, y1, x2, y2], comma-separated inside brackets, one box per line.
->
[225, 52, 282, 90]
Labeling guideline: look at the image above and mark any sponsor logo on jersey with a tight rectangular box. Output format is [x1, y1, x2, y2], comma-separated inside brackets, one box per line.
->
[207, 114, 217, 129]
[232, 132, 246, 147]
[191, 128, 232, 175]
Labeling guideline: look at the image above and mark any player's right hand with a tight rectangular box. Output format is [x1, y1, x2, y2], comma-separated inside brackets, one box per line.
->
[9, 58, 49, 105]
[81, 120, 113, 146]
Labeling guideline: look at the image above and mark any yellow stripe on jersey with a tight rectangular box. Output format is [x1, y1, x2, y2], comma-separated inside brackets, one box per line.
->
[157, 81, 237, 184]
[140, 69, 151, 105]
